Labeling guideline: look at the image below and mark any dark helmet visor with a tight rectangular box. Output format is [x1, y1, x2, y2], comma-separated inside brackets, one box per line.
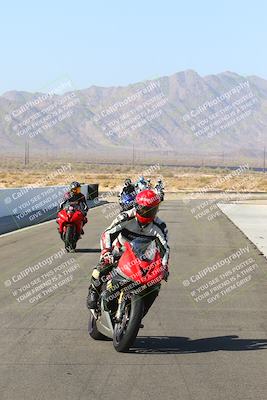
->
[136, 204, 159, 219]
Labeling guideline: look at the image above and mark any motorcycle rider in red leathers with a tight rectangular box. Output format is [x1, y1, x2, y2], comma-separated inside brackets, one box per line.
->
[87, 189, 170, 315]
[59, 181, 88, 234]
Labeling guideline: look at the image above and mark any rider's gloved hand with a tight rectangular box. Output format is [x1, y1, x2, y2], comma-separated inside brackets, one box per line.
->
[100, 249, 114, 265]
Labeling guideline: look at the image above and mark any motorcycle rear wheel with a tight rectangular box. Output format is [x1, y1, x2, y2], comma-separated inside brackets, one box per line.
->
[113, 295, 143, 353]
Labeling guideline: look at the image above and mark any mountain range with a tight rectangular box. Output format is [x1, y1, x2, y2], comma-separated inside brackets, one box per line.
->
[1, 70, 267, 165]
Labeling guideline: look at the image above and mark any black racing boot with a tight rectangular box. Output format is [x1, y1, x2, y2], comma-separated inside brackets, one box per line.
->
[87, 263, 112, 310]
[87, 286, 98, 309]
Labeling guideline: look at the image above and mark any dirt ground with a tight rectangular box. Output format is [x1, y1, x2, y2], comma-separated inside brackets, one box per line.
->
[0, 158, 267, 193]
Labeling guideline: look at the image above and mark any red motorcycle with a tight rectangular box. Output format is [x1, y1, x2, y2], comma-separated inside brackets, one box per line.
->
[88, 237, 165, 352]
[57, 202, 85, 252]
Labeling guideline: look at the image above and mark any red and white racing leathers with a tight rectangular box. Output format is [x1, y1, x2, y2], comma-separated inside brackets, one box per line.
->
[101, 208, 170, 270]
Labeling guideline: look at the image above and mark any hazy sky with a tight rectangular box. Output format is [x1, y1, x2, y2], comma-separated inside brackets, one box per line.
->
[0, 0, 266, 94]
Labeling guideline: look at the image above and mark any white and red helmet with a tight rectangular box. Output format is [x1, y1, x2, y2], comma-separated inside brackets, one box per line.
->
[135, 189, 160, 224]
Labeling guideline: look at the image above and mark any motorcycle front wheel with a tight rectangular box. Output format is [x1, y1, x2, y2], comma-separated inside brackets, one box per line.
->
[65, 225, 76, 251]
[113, 295, 143, 353]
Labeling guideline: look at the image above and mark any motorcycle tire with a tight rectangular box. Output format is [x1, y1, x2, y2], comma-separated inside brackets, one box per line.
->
[113, 294, 143, 353]
[65, 225, 76, 251]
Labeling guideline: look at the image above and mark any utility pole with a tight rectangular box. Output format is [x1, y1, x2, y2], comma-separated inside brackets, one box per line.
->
[264, 146, 266, 173]
[24, 138, 27, 166]
[24, 137, 29, 166]
[132, 144, 135, 167]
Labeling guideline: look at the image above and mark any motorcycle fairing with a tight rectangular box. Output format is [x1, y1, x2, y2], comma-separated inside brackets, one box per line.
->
[57, 206, 84, 234]
[117, 239, 164, 285]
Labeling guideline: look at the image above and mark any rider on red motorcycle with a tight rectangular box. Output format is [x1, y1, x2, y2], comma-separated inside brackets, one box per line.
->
[87, 189, 170, 311]
[59, 181, 88, 233]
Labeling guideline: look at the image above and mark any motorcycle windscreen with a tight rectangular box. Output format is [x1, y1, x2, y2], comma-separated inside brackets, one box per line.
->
[130, 237, 158, 261]
[64, 201, 80, 210]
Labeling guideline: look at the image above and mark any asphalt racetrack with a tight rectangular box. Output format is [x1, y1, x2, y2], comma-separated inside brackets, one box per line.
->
[0, 200, 267, 400]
